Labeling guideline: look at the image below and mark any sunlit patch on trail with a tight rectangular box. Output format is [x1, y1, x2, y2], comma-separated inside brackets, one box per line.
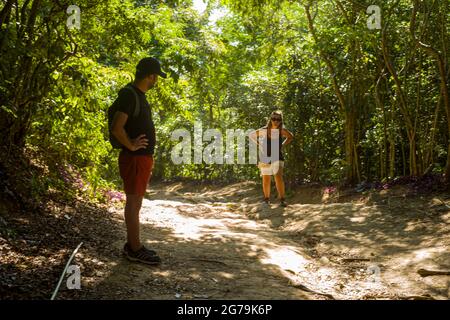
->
[260, 246, 310, 274]
[140, 199, 264, 241]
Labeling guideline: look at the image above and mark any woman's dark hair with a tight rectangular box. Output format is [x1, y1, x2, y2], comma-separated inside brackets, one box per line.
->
[266, 110, 283, 137]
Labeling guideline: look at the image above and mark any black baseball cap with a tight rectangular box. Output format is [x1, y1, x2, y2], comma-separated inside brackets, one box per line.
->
[136, 57, 167, 78]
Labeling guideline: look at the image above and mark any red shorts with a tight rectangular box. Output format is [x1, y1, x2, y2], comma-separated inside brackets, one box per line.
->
[119, 152, 154, 196]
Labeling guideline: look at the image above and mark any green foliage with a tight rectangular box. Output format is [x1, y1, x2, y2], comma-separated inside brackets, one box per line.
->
[1, 0, 449, 194]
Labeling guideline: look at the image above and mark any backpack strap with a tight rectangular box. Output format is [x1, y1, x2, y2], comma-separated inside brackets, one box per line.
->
[124, 84, 141, 118]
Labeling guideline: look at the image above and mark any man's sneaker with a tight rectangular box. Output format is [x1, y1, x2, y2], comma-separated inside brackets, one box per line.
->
[143, 246, 158, 256]
[123, 244, 161, 265]
[124, 243, 157, 256]
[123, 242, 158, 256]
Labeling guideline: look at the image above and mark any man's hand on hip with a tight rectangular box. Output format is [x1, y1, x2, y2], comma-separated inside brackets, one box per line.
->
[130, 134, 148, 152]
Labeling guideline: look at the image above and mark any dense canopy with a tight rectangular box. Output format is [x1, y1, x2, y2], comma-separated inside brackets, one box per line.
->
[1, 0, 449, 192]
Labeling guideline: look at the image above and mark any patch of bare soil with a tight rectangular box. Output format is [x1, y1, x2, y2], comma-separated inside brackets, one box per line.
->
[76, 181, 450, 300]
[0, 147, 124, 300]
[0, 195, 123, 300]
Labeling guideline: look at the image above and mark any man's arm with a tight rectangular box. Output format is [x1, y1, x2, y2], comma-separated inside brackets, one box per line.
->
[112, 111, 148, 152]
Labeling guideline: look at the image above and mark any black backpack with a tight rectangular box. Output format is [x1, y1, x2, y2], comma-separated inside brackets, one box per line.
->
[108, 84, 141, 149]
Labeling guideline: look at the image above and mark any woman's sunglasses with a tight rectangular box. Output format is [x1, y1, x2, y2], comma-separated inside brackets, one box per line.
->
[271, 117, 282, 122]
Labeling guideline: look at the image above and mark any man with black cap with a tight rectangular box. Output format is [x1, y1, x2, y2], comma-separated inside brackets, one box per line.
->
[111, 57, 167, 265]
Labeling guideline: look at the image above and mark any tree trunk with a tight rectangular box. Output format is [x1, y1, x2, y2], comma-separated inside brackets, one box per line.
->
[382, 26, 418, 176]
[375, 73, 389, 179]
[304, 3, 358, 184]
[411, 0, 450, 180]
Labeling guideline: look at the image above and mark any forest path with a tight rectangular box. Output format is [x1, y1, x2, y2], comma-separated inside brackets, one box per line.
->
[87, 182, 450, 300]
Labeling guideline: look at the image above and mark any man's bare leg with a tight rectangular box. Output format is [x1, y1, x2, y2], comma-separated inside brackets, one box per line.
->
[124, 194, 144, 252]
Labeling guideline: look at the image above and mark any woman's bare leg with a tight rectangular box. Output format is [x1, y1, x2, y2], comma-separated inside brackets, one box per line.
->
[262, 175, 271, 200]
[274, 167, 285, 200]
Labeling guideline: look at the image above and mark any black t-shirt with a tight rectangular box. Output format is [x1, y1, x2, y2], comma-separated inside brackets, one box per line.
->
[116, 83, 156, 155]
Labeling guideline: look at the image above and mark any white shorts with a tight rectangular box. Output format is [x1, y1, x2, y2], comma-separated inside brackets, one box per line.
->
[258, 161, 284, 176]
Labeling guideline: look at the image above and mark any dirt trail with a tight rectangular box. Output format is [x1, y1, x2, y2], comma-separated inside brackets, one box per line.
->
[85, 182, 450, 300]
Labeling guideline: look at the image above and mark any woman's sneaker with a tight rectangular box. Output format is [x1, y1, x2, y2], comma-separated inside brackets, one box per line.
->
[123, 244, 161, 265]
[280, 199, 288, 207]
[263, 197, 271, 205]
